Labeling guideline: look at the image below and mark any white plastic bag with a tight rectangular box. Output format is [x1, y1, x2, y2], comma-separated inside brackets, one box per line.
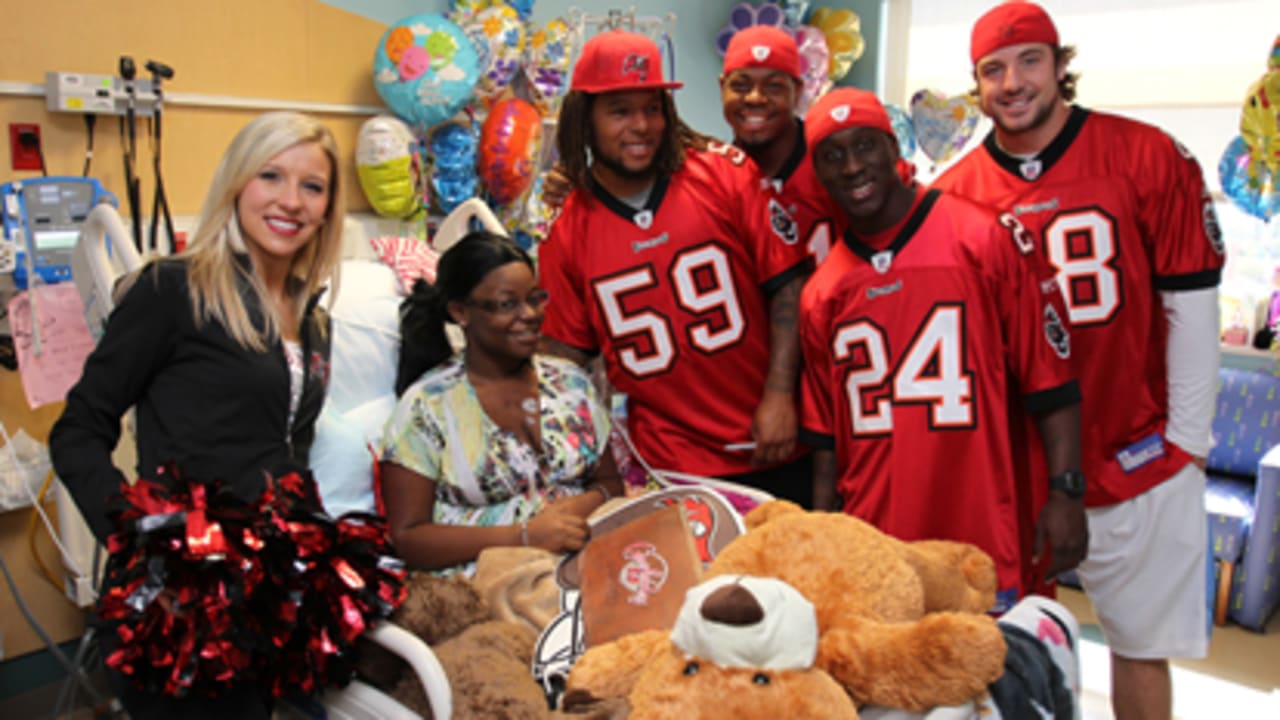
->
[0, 427, 52, 512]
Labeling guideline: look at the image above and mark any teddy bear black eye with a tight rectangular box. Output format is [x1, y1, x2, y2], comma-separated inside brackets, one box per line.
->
[753, 673, 770, 685]
[683, 661, 700, 676]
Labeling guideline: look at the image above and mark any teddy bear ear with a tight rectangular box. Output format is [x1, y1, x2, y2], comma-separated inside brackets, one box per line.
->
[562, 629, 673, 706]
[741, 499, 805, 530]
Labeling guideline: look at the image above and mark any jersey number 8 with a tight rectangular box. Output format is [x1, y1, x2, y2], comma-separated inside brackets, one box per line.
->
[1044, 209, 1121, 326]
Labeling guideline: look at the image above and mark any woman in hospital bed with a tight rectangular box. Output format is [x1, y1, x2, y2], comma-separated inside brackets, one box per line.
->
[375, 231, 622, 576]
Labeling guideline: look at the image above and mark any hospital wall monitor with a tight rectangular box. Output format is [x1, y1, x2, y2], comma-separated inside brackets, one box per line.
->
[1, 177, 116, 288]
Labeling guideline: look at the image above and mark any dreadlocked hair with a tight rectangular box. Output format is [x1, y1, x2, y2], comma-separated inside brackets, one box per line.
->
[556, 89, 689, 189]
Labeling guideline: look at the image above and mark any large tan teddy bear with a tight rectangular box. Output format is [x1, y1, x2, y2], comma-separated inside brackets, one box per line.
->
[567, 574, 859, 719]
[566, 501, 1007, 714]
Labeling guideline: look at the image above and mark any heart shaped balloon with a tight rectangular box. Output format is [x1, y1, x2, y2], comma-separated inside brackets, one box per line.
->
[793, 25, 831, 114]
[909, 89, 980, 165]
[1219, 135, 1280, 222]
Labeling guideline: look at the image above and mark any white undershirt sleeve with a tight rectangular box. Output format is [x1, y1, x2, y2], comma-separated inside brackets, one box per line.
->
[1161, 287, 1220, 458]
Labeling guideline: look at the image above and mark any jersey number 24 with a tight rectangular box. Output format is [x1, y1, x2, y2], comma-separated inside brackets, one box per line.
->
[834, 304, 975, 436]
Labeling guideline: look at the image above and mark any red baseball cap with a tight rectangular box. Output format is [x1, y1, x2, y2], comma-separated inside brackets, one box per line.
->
[804, 87, 894, 150]
[970, 1, 1059, 65]
[723, 25, 801, 80]
[571, 30, 683, 94]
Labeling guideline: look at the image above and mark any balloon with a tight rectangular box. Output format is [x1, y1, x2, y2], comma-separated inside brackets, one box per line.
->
[793, 26, 831, 115]
[1219, 135, 1280, 222]
[373, 14, 481, 130]
[451, 0, 533, 23]
[524, 18, 575, 115]
[356, 115, 425, 221]
[807, 7, 864, 81]
[1240, 37, 1280, 186]
[885, 103, 916, 160]
[909, 89, 979, 165]
[780, 0, 811, 27]
[715, 1, 787, 56]
[466, 3, 526, 103]
[478, 98, 542, 206]
[429, 122, 479, 215]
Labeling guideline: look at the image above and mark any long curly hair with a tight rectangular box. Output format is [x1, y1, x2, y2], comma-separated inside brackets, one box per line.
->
[555, 89, 712, 190]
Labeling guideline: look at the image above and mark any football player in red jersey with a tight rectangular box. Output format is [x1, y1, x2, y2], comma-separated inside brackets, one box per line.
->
[800, 87, 1087, 610]
[543, 27, 844, 266]
[718, 25, 843, 264]
[933, 4, 1225, 718]
[538, 30, 814, 505]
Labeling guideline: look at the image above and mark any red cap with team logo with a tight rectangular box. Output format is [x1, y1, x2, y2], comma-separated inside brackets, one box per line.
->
[571, 29, 684, 94]
[970, 1, 1059, 65]
[723, 26, 801, 80]
[804, 87, 894, 150]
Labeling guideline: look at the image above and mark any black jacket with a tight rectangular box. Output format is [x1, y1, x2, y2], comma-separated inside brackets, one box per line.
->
[50, 256, 331, 544]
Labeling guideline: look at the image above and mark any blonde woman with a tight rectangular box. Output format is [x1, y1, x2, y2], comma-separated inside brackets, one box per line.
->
[50, 111, 345, 718]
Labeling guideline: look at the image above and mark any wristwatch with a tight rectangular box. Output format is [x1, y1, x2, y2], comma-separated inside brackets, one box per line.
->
[1049, 470, 1087, 499]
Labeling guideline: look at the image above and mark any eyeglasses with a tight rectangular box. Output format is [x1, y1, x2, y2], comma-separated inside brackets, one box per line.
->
[466, 288, 550, 315]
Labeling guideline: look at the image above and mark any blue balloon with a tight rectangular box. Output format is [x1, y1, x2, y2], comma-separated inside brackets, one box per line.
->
[430, 122, 477, 168]
[429, 122, 479, 214]
[373, 14, 480, 130]
[885, 103, 917, 161]
[1219, 135, 1280, 222]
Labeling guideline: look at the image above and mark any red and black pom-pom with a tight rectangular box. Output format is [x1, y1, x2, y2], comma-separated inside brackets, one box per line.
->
[99, 466, 406, 699]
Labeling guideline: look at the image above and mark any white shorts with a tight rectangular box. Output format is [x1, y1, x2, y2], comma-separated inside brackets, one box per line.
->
[1075, 463, 1209, 660]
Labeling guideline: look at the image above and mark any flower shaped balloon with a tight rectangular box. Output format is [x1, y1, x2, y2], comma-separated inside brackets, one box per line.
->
[716, 1, 787, 56]
[808, 6, 864, 81]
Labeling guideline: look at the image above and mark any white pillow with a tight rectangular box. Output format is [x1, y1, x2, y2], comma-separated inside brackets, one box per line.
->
[313, 259, 403, 515]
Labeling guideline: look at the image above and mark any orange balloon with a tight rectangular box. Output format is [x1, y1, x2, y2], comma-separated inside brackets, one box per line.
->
[479, 98, 542, 205]
[384, 26, 414, 64]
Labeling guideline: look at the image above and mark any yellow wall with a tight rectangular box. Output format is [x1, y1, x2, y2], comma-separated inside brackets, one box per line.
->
[0, 0, 389, 214]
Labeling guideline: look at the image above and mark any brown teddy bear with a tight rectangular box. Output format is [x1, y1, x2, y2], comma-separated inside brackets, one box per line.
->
[566, 574, 859, 719]
[566, 501, 1007, 714]
[362, 558, 626, 720]
[356, 571, 547, 719]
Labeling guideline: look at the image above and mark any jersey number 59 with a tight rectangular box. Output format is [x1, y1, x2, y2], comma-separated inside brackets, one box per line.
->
[592, 243, 745, 378]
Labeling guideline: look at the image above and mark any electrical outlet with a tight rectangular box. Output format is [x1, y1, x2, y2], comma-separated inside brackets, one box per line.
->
[9, 123, 42, 171]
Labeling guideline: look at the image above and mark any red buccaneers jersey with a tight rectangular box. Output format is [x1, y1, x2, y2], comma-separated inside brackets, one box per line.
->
[798, 188, 1080, 601]
[739, 120, 845, 265]
[936, 107, 1225, 507]
[540, 147, 811, 477]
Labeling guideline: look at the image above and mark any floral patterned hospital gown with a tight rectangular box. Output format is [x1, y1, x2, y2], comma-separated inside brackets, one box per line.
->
[379, 353, 610, 575]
